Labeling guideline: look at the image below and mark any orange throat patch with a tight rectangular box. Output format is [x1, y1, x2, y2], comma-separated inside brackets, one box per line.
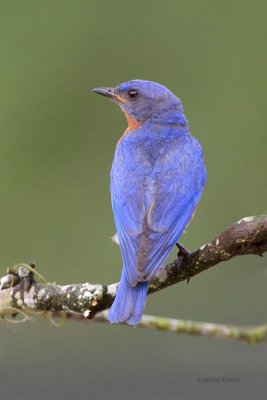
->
[118, 111, 143, 142]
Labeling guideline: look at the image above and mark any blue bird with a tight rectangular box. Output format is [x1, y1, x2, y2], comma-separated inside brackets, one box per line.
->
[92, 80, 206, 325]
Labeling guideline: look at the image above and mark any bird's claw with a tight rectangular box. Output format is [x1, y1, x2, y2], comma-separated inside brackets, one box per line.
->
[176, 243, 191, 283]
[176, 242, 190, 258]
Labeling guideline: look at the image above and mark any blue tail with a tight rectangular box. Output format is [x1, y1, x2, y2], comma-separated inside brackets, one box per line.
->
[108, 268, 149, 325]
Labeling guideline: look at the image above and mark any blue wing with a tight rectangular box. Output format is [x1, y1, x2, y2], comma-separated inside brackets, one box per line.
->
[111, 134, 206, 287]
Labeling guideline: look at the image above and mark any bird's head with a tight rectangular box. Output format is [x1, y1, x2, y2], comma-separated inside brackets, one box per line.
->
[92, 79, 187, 127]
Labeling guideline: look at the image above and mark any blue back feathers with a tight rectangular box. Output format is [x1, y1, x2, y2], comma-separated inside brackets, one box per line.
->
[94, 79, 206, 325]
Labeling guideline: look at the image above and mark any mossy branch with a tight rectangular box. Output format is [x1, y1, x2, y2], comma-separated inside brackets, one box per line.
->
[0, 215, 266, 343]
[57, 311, 267, 344]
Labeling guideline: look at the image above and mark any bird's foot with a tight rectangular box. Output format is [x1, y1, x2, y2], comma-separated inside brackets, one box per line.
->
[176, 242, 191, 284]
[176, 242, 190, 258]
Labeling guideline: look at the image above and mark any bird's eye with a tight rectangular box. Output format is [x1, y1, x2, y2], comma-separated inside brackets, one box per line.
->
[127, 89, 140, 100]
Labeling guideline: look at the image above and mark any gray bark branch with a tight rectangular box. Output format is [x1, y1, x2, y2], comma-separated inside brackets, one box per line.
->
[0, 215, 266, 342]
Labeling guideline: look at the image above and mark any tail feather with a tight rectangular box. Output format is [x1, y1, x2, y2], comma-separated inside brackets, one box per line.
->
[108, 269, 148, 325]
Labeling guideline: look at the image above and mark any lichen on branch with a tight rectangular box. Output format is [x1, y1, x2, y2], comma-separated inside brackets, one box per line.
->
[0, 215, 266, 342]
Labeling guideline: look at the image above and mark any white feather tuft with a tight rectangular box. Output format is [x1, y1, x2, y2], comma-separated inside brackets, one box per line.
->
[111, 233, 120, 245]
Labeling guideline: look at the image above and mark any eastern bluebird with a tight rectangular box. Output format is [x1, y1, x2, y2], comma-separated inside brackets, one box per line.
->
[93, 80, 206, 325]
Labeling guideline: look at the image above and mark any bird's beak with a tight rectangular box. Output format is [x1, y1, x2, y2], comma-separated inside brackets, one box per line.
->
[92, 87, 126, 103]
[92, 87, 116, 98]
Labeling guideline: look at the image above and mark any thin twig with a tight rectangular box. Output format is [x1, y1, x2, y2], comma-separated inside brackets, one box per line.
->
[0, 215, 266, 342]
[51, 310, 267, 344]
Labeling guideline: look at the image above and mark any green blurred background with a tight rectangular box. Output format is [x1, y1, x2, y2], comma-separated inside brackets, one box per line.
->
[0, 1, 266, 399]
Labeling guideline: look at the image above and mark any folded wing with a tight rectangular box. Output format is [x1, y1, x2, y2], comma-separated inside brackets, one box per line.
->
[111, 136, 206, 287]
